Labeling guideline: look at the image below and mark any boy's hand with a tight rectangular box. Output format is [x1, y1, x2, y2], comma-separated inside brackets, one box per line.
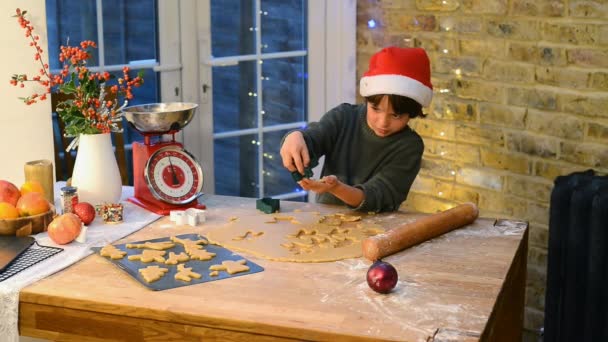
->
[298, 175, 339, 194]
[280, 131, 310, 175]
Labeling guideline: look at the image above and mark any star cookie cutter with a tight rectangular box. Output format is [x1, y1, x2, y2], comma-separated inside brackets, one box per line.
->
[170, 208, 206, 226]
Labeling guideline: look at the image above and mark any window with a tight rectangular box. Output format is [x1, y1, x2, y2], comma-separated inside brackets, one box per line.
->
[198, 0, 355, 202]
[46, 0, 355, 198]
[201, 0, 309, 201]
[46, 0, 160, 184]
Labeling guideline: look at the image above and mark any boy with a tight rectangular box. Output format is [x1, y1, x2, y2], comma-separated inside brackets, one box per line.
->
[280, 46, 432, 212]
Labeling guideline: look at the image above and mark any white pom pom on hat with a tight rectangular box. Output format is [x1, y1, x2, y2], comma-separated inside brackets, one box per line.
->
[359, 46, 433, 107]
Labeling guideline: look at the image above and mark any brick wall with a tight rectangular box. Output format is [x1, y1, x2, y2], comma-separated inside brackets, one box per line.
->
[357, 0, 608, 339]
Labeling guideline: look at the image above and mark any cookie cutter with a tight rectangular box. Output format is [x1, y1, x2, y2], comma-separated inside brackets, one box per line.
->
[170, 208, 206, 226]
[256, 197, 280, 214]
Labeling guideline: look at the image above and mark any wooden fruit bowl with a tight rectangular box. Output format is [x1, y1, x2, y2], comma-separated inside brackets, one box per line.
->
[0, 205, 56, 237]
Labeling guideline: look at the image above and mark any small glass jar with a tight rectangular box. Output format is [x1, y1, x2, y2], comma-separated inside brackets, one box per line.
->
[60, 186, 79, 214]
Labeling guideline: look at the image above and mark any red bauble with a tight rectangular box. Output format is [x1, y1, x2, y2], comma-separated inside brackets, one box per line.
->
[366, 260, 398, 294]
[73, 202, 96, 225]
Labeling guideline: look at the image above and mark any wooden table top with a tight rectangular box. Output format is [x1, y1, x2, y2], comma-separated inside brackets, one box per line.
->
[19, 195, 528, 341]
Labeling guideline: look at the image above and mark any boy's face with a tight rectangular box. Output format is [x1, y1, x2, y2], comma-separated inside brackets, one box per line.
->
[366, 96, 410, 138]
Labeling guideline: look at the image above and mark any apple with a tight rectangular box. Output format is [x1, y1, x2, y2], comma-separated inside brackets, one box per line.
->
[16, 192, 50, 216]
[366, 260, 398, 294]
[0, 180, 21, 206]
[48, 213, 82, 245]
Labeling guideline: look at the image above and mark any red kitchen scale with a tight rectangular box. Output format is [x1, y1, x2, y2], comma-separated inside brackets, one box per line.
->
[122, 103, 206, 215]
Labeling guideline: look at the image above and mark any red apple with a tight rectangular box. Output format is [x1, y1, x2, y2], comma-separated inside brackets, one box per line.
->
[366, 260, 398, 294]
[0, 180, 21, 206]
[48, 213, 82, 245]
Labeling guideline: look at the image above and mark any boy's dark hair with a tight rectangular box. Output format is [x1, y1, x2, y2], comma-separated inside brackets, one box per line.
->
[365, 94, 427, 118]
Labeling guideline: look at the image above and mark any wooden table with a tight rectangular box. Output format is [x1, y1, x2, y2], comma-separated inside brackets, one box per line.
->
[19, 195, 527, 341]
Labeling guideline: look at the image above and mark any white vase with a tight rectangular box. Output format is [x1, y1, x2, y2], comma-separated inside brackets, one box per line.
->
[71, 133, 122, 205]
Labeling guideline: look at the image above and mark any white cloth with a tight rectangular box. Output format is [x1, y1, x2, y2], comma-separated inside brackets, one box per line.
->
[0, 185, 161, 342]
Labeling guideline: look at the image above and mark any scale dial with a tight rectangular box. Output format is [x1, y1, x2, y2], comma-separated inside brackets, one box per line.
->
[144, 146, 203, 205]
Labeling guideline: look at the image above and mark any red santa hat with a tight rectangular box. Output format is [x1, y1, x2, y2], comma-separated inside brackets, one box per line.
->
[359, 46, 433, 107]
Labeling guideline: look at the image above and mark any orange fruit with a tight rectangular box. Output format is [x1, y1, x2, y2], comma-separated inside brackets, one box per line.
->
[20, 180, 44, 196]
[0, 202, 19, 219]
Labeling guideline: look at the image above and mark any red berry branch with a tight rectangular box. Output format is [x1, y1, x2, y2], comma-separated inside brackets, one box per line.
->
[9, 8, 144, 137]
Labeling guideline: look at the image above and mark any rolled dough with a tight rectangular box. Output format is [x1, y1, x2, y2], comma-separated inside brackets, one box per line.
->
[205, 212, 384, 262]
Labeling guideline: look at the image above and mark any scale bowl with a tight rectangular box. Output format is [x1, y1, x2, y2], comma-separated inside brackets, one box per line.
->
[122, 102, 198, 134]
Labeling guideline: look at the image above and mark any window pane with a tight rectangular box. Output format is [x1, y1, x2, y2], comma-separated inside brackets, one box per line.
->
[212, 61, 258, 133]
[210, 0, 255, 57]
[263, 130, 305, 197]
[46, 0, 99, 68]
[214, 135, 259, 197]
[261, 0, 306, 53]
[102, 0, 158, 65]
[262, 57, 306, 126]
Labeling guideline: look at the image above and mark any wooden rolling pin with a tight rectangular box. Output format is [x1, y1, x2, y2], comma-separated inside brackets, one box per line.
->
[362, 202, 479, 261]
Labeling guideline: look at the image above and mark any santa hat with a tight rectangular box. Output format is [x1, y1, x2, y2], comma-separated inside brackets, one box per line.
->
[359, 47, 433, 107]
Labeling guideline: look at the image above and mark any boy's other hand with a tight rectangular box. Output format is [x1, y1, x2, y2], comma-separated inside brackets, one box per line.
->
[298, 175, 338, 194]
[280, 131, 310, 175]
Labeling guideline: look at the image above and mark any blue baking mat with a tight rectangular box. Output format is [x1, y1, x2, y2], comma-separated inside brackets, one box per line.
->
[91, 233, 264, 291]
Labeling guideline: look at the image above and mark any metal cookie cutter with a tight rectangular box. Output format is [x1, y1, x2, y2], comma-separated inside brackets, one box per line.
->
[170, 208, 206, 226]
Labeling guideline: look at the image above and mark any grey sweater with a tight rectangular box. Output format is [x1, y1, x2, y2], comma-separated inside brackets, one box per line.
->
[300, 103, 424, 212]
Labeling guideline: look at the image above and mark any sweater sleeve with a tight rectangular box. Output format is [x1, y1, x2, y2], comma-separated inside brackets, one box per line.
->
[353, 138, 424, 213]
[300, 103, 351, 159]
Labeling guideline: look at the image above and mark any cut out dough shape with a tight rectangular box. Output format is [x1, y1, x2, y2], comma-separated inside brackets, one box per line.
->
[175, 264, 202, 282]
[100, 245, 126, 259]
[128, 250, 166, 263]
[205, 212, 384, 262]
[139, 265, 169, 283]
[126, 241, 175, 250]
[209, 259, 250, 274]
[170, 236, 208, 252]
[209, 271, 219, 277]
[232, 230, 264, 241]
[188, 248, 216, 261]
[170, 235, 215, 260]
[164, 252, 190, 265]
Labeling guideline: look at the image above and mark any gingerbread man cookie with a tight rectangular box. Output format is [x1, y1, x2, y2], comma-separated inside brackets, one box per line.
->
[209, 259, 250, 275]
[164, 252, 190, 265]
[139, 265, 169, 283]
[128, 250, 166, 263]
[126, 241, 175, 250]
[174, 264, 202, 282]
[100, 245, 126, 260]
